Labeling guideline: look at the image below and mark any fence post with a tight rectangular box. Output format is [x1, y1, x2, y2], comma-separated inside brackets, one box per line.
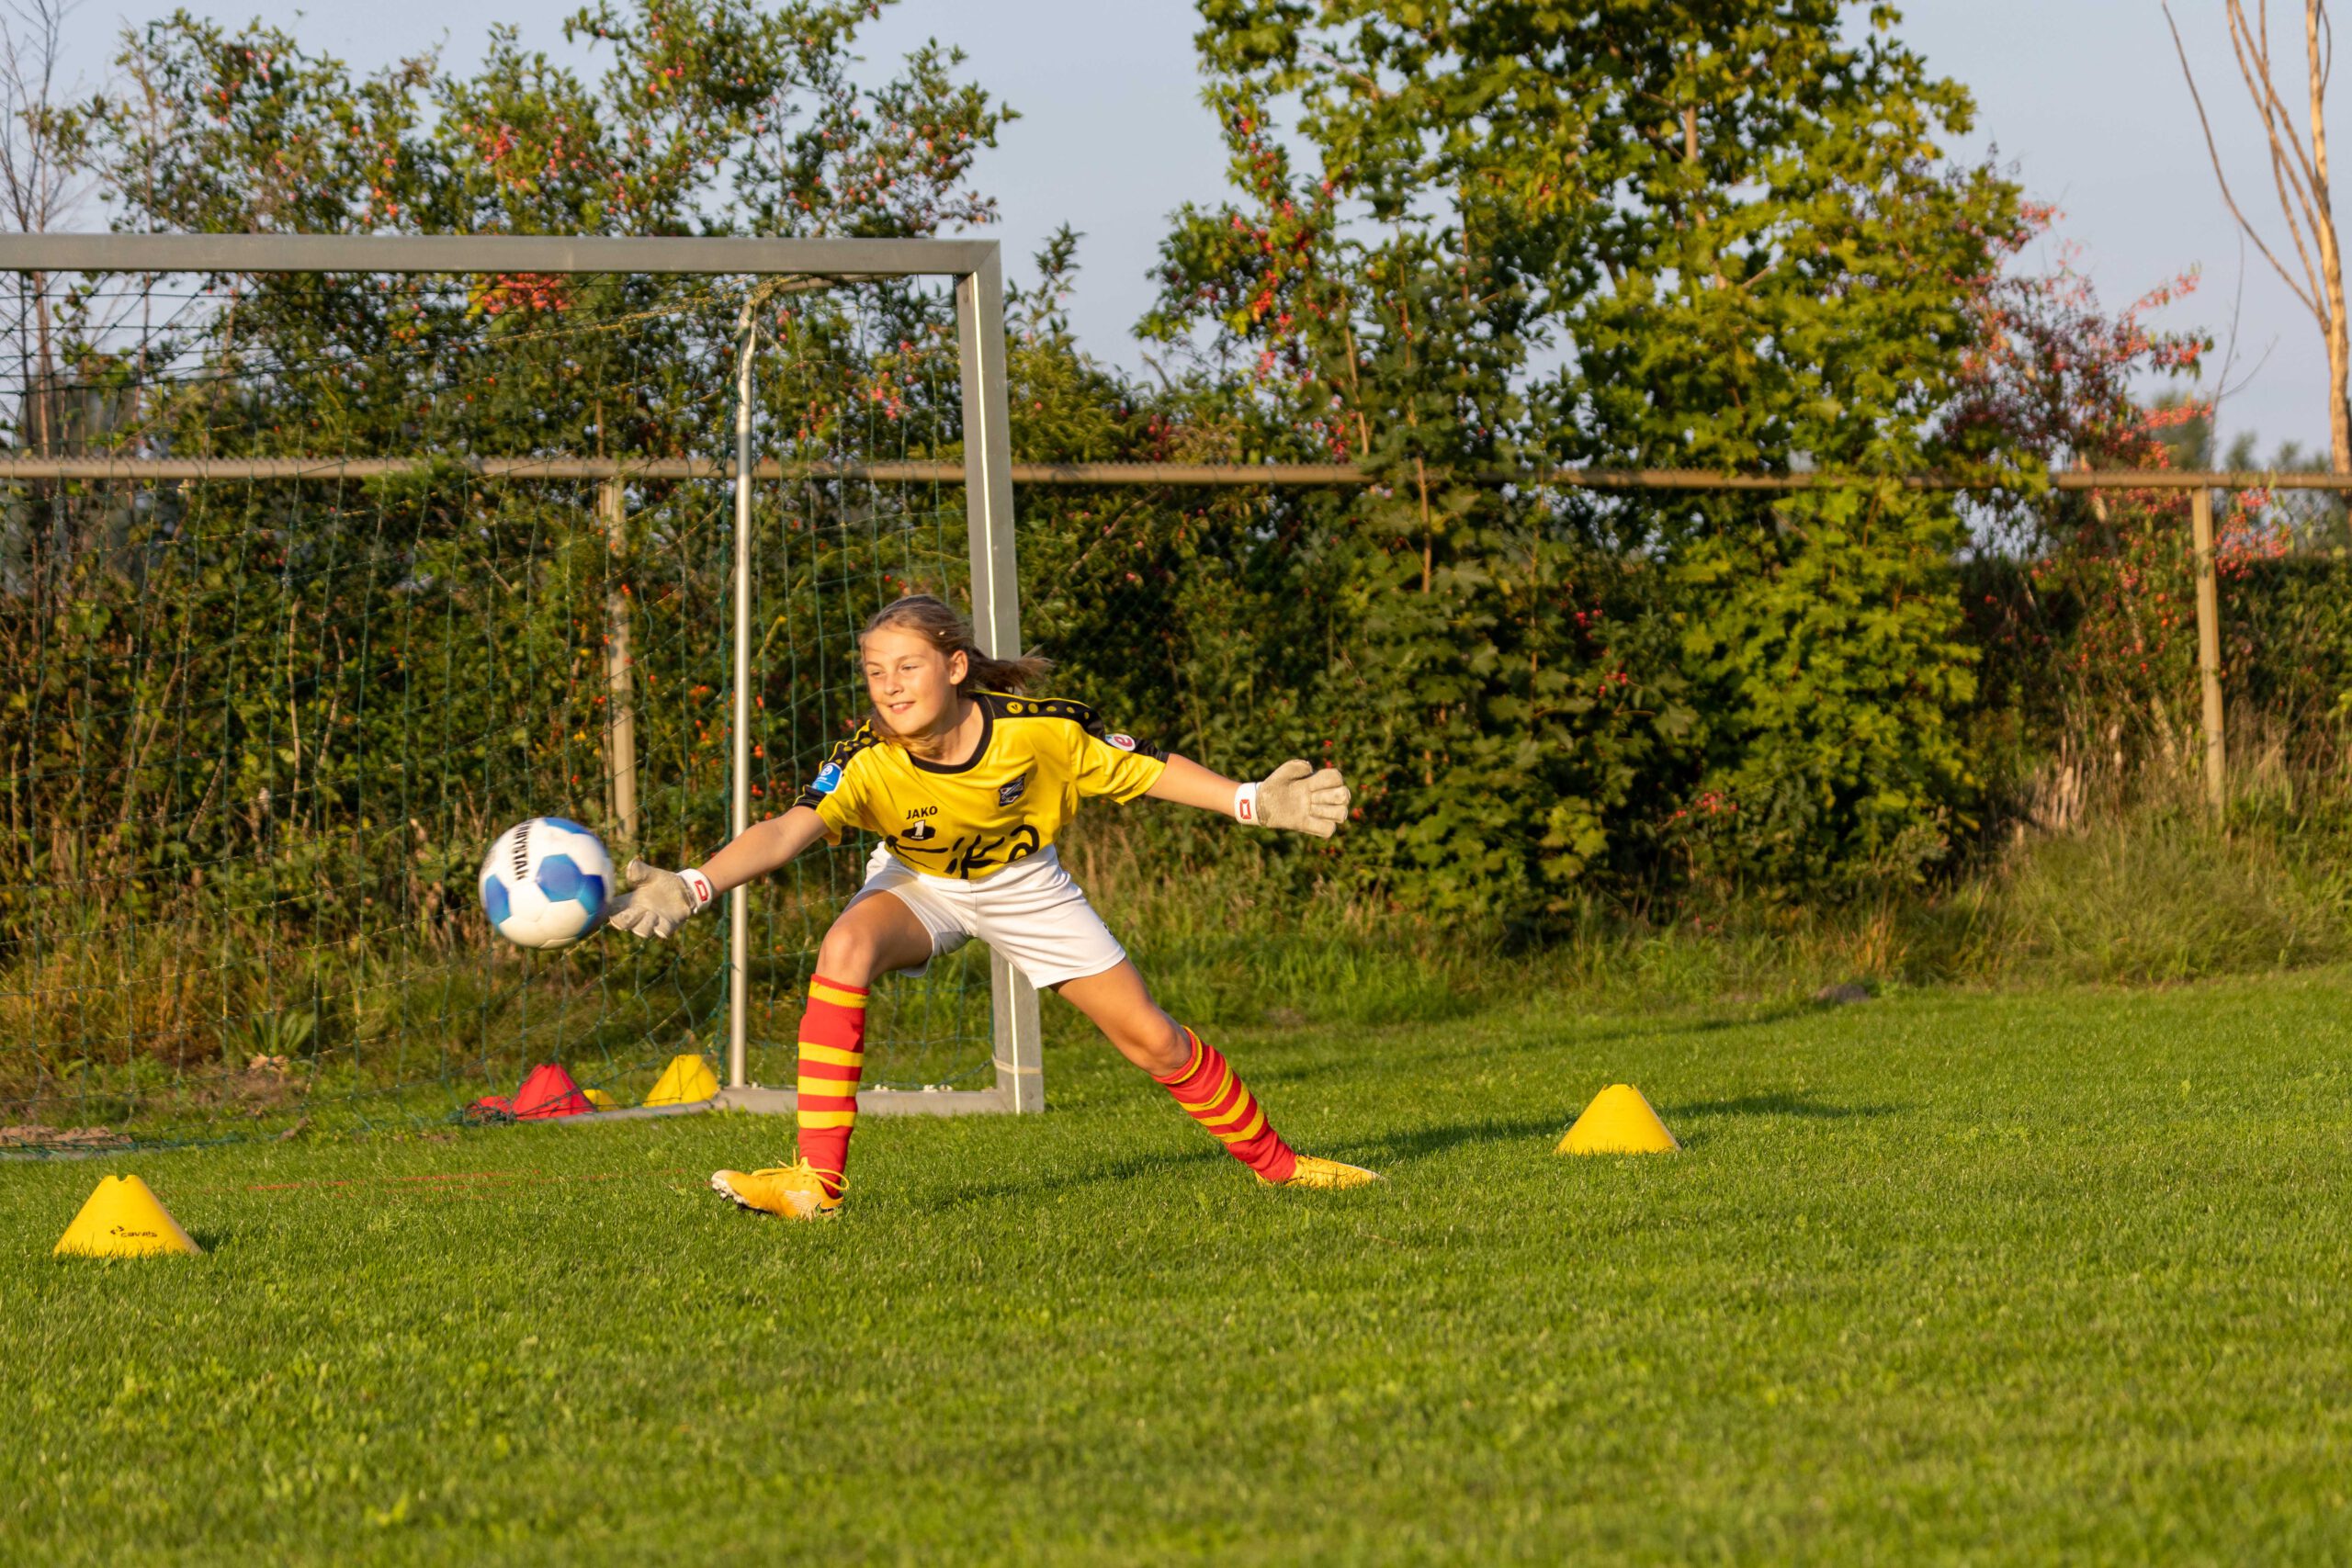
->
[599, 478, 639, 852]
[727, 303, 755, 1093]
[2190, 485, 2227, 813]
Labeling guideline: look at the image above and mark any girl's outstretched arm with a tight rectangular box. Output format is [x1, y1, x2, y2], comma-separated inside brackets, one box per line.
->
[607, 806, 832, 939]
[1141, 753, 1242, 812]
[1145, 753, 1351, 838]
[698, 807, 833, 895]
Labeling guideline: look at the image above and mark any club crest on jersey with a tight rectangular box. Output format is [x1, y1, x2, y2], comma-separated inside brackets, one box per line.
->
[1108, 733, 1138, 751]
[809, 761, 844, 796]
[997, 772, 1030, 807]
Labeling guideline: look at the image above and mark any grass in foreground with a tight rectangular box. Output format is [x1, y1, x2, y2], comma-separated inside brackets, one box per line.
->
[6, 971, 2352, 1563]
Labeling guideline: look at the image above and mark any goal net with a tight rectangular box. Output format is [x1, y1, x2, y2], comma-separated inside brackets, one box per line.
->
[0, 238, 1024, 1146]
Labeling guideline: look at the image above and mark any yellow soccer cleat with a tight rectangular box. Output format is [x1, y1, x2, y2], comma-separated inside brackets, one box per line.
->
[1266, 1153, 1383, 1190]
[709, 1161, 843, 1220]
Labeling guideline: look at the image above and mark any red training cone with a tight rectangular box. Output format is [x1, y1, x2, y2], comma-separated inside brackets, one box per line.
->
[513, 1063, 592, 1120]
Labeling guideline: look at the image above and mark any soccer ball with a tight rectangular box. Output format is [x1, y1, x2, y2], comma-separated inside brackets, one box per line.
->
[480, 818, 613, 950]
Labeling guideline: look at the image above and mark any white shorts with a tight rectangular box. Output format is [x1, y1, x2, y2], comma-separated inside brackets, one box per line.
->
[844, 845, 1128, 988]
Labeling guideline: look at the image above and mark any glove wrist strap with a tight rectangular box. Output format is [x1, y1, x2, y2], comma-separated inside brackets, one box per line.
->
[1232, 783, 1261, 826]
[680, 867, 715, 912]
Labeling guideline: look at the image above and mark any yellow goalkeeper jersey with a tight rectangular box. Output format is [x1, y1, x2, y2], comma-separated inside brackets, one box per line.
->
[791, 691, 1170, 880]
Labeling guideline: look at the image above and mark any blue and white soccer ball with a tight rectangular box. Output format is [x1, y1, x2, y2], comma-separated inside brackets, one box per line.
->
[480, 818, 613, 950]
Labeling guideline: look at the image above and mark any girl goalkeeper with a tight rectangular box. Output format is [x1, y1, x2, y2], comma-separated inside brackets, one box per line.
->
[607, 593, 1375, 1219]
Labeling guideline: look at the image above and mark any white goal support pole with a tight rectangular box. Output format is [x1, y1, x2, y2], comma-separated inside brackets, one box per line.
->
[956, 250, 1045, 1113]
[0, 231, 1044, 1121]
[729, 299, 756, 1093]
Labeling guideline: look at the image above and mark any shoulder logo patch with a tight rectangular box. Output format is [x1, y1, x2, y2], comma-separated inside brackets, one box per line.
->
[1108, 732, 1137, 751]
[810, 761, 844, 796]
[997, 772, 1030, 807]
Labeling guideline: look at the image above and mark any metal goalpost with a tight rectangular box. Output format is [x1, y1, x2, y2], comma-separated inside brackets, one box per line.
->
[0, 231, 1042, 1125]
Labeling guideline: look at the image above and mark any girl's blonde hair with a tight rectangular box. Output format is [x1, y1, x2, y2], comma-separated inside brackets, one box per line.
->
[859, 594, 1051, 740]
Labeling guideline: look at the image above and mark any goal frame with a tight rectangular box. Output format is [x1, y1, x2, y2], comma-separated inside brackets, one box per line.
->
[0, 231, 1043, 1121]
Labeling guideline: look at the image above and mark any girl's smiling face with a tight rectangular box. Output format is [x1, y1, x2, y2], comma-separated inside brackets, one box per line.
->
[863, 625, 968, 739]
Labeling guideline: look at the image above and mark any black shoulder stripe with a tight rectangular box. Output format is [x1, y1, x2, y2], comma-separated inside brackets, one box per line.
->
[1074, 700, 1168, 763]
[792, 722, 882, 811]
[1107, 726, 1170, 763]
[978, 690, 1090, 723]
[979, 690, 1167, 761]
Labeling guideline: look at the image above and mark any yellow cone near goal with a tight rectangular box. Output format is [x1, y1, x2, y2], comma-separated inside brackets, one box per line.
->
[52, 1175, 202, 1258]
[1555, 1084, 1680, 1156]
[643, 1053, 719, 1107]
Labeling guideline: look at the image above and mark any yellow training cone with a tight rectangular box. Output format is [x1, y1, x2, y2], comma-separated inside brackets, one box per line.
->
[1555, 1084, 1680, 1156]
[52, 1175, 202, 1258]
[582, 1088, 618, 1111]
[643, 1054, 719, 1107]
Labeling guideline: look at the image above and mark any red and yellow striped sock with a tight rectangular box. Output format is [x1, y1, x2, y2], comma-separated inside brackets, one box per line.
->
[794, 973, 868, 1199]
[1154, 1028, 1298, 1183]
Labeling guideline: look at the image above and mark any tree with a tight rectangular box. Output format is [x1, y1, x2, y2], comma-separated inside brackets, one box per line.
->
[1150, 1, 2023, 907]
[2165, 0, 2351, 473]
[1946, 221, 2212, 779]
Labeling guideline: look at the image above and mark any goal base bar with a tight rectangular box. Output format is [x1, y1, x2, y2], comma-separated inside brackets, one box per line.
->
[546, 1085, 1016, 1124]
[713, 1085, 1014, 1117]
[0, 1083, 1019, 1155]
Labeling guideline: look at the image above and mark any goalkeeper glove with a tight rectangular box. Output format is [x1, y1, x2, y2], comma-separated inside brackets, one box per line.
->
[1235, 758, 1351, 838]
[606, 860, 713, 940]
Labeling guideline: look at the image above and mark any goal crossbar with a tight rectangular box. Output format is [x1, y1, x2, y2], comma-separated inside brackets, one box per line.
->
[0, 232, 997, 277]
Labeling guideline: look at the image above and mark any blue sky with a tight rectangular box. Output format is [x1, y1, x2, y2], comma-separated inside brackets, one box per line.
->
[44, 0, 2342, 456]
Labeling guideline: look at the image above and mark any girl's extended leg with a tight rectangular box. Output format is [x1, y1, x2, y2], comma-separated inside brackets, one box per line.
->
[793, 892, 935, 1198]
[1053, 961, 1303, 1185]
[713, 891, 935, 1217]
[1048, 959, 1187, 1074]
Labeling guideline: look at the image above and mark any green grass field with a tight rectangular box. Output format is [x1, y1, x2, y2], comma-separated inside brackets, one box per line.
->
[6, 970, 2352, 1564]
